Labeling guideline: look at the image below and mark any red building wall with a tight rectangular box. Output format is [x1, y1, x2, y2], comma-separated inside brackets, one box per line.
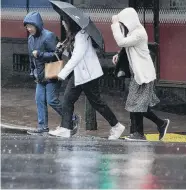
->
[1, 10, 186, 82]
[159, 24, 186, 81]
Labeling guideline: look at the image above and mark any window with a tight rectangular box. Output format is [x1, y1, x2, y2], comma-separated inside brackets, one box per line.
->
[13, 54, 29, 72]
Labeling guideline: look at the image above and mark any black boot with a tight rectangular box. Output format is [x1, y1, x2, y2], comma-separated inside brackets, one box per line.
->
[126, 132, 147, 141]
[130, 112, 136, 134]
[126, 113, 146, 141]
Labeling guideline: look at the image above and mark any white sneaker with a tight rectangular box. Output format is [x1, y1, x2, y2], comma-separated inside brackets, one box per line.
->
[108, 123, 125, 140]
[48, 127, 71, 138]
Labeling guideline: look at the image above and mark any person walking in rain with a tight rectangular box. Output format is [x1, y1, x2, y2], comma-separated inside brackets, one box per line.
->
[111, 8, 170, 141]
[49, 15, 125, 139]
[23, 12, 77, 135]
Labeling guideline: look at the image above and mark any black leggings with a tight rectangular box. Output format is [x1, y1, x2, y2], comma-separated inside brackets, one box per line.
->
[130, 108, 164, 135]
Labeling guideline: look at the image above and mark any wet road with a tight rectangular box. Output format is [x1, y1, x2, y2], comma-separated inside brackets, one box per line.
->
[1, 133, 186, 189]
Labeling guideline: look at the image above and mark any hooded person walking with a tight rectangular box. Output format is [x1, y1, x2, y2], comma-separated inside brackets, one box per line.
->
[111, 8, 170, 141]
[23, 12, 76, 135]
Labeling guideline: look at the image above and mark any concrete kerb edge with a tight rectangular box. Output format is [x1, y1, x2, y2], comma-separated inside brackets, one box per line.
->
[1, 123, 35, 133]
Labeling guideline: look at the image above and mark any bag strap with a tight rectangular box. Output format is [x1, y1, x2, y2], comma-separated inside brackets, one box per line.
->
[54, 53, 60, 61]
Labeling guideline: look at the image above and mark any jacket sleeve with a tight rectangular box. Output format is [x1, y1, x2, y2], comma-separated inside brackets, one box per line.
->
[111, 23, 142, 47]
[28, 42, 35, 76]
[37, 33, 56, 61]
[29, 57, 35, 76]
[58, 32, 88, 80]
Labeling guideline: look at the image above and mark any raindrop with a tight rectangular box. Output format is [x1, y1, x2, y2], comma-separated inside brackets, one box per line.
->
[177, 147, 179, 151]
[15, 145, 17, 148]
[8, 149, 12, 154]
[180, 175, 184, 180]
[12, 177, 16, 180]
[3, 149, 6, 153]
[165, 172, 169, 176]
[9, 184, 13, 188]
[50, 170, 53, 174]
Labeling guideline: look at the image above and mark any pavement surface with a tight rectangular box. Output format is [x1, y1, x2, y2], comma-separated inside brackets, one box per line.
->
[1, 87, 186, 189]
[1, 87, 186, 139]
[1, 133, 186, 189]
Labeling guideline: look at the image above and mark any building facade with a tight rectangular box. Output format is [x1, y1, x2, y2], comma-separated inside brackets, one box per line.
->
[1, 0, 186, 104]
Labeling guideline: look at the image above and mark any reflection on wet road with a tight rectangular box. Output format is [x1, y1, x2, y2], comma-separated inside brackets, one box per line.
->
[1, 134, 186, 189]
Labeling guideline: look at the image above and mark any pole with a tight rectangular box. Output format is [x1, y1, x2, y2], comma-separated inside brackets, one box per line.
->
[129, 0, 135, 9]
[154, 0, 160, 44]
[26, 0, 30, 37]
[26, 0, 29, 13]
[129, 0, 136, 8]
[85, 97, 97, 130]
[143, 0, 146, 29]
[153, 0, 160, 79]
[69, 0, 73, 4]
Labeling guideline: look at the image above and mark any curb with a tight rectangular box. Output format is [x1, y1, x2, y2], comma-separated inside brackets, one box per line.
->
[1, 123, 35, 133]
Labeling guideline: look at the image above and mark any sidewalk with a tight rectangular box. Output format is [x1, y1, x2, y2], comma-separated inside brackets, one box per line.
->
[1, 87, 186, 138]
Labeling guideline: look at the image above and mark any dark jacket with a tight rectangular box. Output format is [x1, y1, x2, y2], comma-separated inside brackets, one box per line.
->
[24, 11, 58, 83]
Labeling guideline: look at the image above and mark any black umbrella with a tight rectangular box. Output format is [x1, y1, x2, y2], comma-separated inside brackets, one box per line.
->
[49, 0, 105, 52]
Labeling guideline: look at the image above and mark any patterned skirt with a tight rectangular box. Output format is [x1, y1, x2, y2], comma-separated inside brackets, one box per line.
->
[125, 77, 160, 112]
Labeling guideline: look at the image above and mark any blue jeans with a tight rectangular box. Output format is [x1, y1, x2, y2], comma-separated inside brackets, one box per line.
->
[35, 82, 62, 129]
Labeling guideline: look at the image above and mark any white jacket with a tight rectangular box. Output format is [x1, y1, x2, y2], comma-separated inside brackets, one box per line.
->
[58, 31, 103, 86]
[111, 8, 156, 85]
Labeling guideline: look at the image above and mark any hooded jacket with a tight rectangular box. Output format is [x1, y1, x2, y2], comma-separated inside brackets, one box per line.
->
[111, 8, 156, 85]
[24, 12, 57, 83]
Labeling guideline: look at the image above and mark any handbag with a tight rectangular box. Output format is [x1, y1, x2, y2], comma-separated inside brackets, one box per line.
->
[45, 53, 64, 79]
[114, 48, 131, 78]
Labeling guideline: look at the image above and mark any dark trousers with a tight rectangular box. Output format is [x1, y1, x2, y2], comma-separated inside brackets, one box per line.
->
[61, 74, 118, 130]
[130, 108, 164, 135]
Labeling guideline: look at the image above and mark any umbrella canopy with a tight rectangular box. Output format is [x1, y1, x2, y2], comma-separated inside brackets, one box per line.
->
[50, 0, 105, 51]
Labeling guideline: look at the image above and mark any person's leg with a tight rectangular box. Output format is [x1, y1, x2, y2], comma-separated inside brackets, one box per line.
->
[125, 112, 146, 141]
[48, 75, 82, 137]
[83, 78, 125, 139]
[27, 83, 48, 135]
[143, 108, 164, 127]
[83, 78, 118, 126]
[46, 81, 63, 116]
[61, 78, 82, 130]
[36, 83, 48, 129]
[46, 81, 78, 126]
[130, 112, 136, 134]
[143, 108, 170, 140]
[134, 112, 144, 135]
